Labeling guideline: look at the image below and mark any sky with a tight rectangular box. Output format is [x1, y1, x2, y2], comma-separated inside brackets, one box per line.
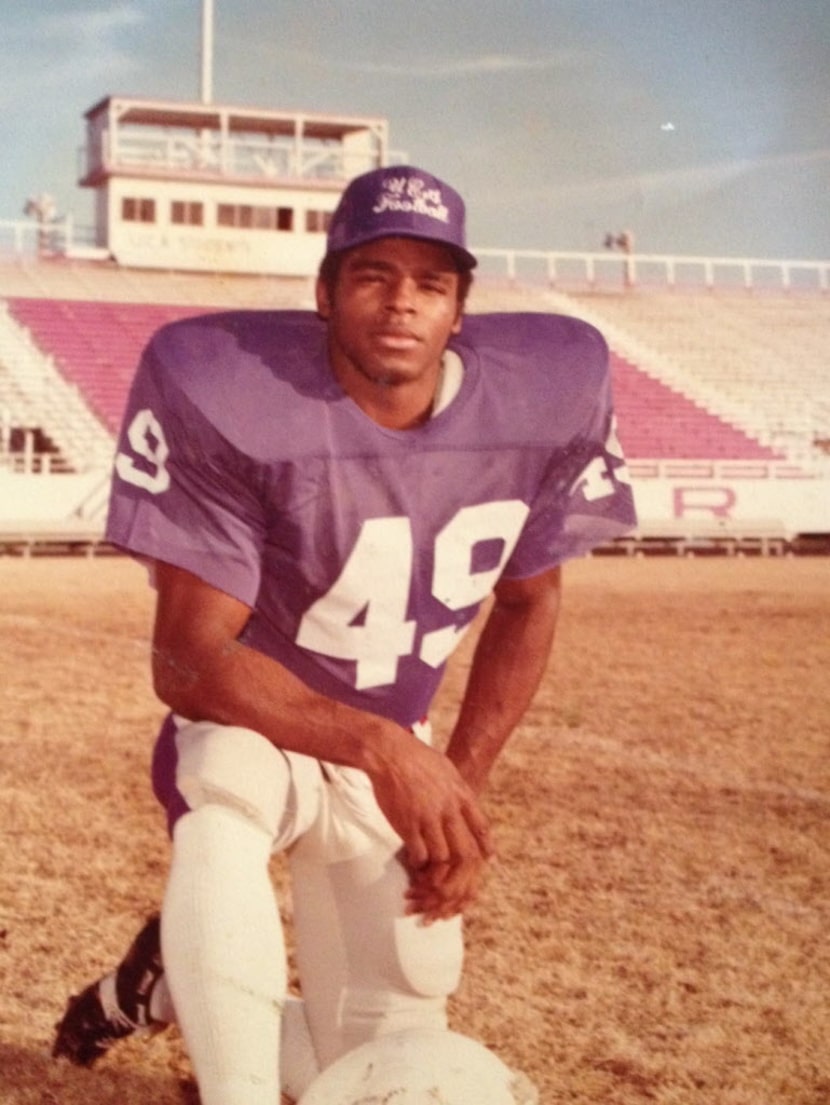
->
[1, 0, 828, 260]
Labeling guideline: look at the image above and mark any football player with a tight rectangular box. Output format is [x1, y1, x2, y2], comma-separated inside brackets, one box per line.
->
[53, 164, 636, 1104]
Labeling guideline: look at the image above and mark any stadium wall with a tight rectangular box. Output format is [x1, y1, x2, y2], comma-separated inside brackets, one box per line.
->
[2, 466, 829, 543]
[629, 471, 830, 536]
[0, 470, 107, 520]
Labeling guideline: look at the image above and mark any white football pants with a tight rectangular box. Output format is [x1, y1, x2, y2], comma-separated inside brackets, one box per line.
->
[159, 716, 464, 1105]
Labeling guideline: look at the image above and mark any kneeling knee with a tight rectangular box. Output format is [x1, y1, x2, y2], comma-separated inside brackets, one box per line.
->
[174, 721, 295, 837]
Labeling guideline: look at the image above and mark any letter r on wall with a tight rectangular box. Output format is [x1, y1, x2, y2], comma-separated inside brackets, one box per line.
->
[673, 486, 737, 518]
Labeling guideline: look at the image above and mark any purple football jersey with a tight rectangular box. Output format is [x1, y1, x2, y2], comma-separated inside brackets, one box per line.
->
[107, 310, 635, 727]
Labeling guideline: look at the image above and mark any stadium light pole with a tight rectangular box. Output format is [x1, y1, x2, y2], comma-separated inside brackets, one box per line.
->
[201, 0, 214, 104]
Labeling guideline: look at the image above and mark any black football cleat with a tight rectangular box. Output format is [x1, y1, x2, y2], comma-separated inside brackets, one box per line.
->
[52, 914, 164, 1067]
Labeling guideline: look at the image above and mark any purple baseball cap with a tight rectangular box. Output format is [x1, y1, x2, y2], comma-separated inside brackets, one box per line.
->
[325, 165, 477, 270]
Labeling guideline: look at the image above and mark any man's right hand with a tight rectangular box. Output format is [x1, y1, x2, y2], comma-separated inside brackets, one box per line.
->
[365, 735, 495, 919]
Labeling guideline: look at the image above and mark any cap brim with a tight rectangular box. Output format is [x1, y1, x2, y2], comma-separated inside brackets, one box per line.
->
[326, 229, 477, 271]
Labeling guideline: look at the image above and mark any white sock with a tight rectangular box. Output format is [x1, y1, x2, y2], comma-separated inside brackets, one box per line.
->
[161, 804, 286, 1105]
[146, 964, 320, 1100]
[148, 975, 176, 1024]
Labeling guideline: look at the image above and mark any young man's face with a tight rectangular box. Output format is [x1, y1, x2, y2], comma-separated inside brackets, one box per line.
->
[317, 236, 464, 396]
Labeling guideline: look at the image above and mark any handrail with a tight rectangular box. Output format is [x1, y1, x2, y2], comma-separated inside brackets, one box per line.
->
[0, 218, 827, 292]
[474, 248, 830, 293]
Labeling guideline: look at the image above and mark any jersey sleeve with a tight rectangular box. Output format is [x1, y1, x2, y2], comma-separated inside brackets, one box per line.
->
[105, 325, 266, 606]
[502, 333, 637, 578]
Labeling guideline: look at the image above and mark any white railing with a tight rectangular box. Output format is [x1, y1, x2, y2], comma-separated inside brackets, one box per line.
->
[81, 131, 409, 187]
[627, 458, 830, 480]
[474, 249, 830, 293]
[0, 447, 62, 474]
[0, 217, 828, 293]
[0, 216, 103, 259]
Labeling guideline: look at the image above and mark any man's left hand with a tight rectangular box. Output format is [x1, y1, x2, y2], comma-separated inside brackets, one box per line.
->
[403, 848, 492, 923]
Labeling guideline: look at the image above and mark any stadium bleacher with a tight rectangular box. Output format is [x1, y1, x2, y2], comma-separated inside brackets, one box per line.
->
[7, 298, 205, 434]
[609, 353, 779, 461]
[2, 264, 803, 461]
[5, 292, 782, 461]
[564, 289, 830, 460]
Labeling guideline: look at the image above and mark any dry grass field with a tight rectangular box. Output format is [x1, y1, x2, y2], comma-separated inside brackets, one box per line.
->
[0, 553, 828, 1104]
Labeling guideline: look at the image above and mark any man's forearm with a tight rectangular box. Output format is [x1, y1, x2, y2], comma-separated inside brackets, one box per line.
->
[445, 568, 561, 793]
[153, 627, 411, 775]
[149, 561, 409, 775]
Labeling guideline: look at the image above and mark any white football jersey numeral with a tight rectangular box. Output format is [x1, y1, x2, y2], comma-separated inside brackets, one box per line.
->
[576, 416, 631, 502]
[297, 517, 417, 690]
[297, 501, 529, 689]
[115, 408, 171, 494]
[420, 500, 530, 669]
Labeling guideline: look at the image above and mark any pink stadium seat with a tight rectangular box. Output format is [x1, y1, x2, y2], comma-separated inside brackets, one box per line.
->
[610, 353, 780, 460]
[8, 298, 204, 434]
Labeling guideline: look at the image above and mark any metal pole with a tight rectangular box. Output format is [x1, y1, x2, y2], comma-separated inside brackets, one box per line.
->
[201, 0, 214, 103]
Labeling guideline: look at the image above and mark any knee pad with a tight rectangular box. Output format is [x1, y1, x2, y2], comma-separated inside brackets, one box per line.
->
[173, 719, 318, 840]
[394, 912, 464, 998]
[318, 846, 465, 999]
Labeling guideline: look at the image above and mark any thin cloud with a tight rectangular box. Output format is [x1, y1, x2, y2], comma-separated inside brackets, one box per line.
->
[39, 3, 144, 38]
[341, 52, 580, 79]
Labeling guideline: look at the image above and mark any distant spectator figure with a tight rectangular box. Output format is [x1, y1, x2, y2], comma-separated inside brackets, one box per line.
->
[23, 193, 57, 255]
[603, 229, 635, 288]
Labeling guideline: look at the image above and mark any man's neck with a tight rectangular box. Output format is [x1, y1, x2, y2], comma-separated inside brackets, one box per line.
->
[329, 352, 463, 430]
[328, 355, 443, 430]
[350, 380, 439, 430]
